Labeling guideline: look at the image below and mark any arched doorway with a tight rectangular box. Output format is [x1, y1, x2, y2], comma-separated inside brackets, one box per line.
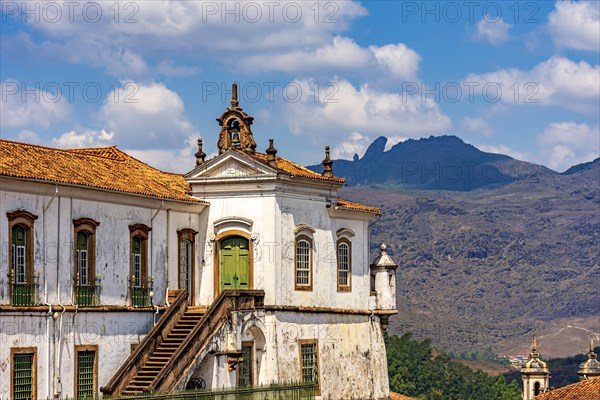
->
[219, 236, 250, 291]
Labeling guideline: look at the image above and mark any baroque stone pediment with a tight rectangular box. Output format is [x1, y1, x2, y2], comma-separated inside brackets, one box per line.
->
[185, 151, 275, 181]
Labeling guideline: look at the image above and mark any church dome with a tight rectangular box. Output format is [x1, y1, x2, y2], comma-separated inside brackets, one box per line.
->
[578, 336, 600, 379]
[521, 334, 549, 375]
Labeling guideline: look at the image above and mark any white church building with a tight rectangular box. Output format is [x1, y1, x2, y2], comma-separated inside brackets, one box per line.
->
[0, 84, 398, 400]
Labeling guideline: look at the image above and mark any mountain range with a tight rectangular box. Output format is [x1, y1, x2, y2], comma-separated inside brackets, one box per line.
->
[310, 136, 600, 357]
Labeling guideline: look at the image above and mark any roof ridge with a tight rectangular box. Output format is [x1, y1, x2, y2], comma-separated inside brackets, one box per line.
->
[0, 138, 117, 155]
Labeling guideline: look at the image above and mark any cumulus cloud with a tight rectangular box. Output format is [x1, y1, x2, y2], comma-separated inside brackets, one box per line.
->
[536, 121, 599, 171]
[99, 82, 198, 148]
[240, 36, 421, 79]
[330, 131, 372, 160]
[473, 17, 512, 45]
[369, 43, 421, 80]
[125, 135, 199, 173]
[52, 129, 115, 148]
[465, 56, 600, 113]
[477, 144, 525, 161]
[548, 1, 600, 52]
[462, 117, 494, 137]
[0, 80, 71, 129]
[2, 1, 368, 78]
[283, 79, 451, 150]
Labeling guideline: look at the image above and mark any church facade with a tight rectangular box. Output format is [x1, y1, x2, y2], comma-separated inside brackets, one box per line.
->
[0, 85, 397, 399]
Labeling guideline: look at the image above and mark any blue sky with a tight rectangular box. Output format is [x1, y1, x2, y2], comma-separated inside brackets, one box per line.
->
[1, 1, 598, 172]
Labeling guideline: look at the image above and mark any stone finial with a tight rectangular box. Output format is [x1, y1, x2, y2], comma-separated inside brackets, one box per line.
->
[195, 138, 206, 165]
[231, 82, 239, 108]
[590, 335, 595, 354]
[532, 334, 538, 354]
[322, 145, 333, 177]
[371, 243, 398, 270]
[266, 139, 278, 168]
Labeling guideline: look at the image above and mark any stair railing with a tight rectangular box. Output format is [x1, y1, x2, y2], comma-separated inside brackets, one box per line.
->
[150, 290, 265, 393]
[100, 289, 188, 397]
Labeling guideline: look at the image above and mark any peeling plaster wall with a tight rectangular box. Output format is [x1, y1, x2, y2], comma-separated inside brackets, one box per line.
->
[0, 185, 202, 399]
[0, 311, 153, 399]
[183, 310, 390, 400]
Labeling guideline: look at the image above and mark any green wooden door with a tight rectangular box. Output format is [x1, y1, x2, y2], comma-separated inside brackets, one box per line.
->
[220, 237, 250, 291]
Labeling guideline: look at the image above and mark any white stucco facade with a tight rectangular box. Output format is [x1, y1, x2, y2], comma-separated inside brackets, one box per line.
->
[1, 99, 397, 399]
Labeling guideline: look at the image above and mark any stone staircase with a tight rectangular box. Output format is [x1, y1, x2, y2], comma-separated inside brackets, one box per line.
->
[101, 290, 265, 398]
[122, 306, 206, 396]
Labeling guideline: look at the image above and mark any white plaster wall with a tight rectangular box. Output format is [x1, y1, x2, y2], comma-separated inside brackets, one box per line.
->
[1, 187, 204, 307]
[183, 310, 389, 400]
[195, 192, 373, 310]
[0, 311, 153, 399]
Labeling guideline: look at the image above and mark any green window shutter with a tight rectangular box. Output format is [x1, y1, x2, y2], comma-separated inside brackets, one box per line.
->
[77, 350, 95, 399]
[13, 353, 33, 400]
[301, 343, 319, 389]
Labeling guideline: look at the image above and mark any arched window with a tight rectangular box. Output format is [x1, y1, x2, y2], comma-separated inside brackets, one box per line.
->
[295, 236, 312, 290]
[534, 382, 541, 395]
[337, 239, 352, 291]
[7, 210, 38, 305]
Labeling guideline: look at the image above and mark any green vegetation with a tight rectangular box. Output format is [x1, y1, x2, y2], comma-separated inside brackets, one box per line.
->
[386, 333, 521, 400]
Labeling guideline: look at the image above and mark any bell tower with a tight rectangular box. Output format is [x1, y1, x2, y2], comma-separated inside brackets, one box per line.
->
[216, 83, 257, 154]
[521, 334, 550, 400]
[577, 335, 600, 380]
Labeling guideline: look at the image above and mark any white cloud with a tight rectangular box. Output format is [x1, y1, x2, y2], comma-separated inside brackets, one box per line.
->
[465, 56, 600, 113]
[52, 129, 115, 148]
[240, 36, 372, 74]
[4, 1, 368, 78]
[462, 117, 494, 137]
[99, 82, 198, 148]
[477, 144, 525, 160]
[0, 80, 71, 129]
[283, 79, 452, 147]
[369, 43, 421, 80]
[240, 36, 421, 79]
[548, 1, 600, 52]
[125, 135, 199, 173]
[537, 121, 599, 171]
[473, 17, 511, 45]
[17, 130, 42, 143]
[331, 131, 372, 160]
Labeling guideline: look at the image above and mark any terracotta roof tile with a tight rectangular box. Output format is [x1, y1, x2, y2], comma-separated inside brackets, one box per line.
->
[0, 140, 203, 203]
[336, 199, 381, 214]
[533, 377, 600, 400]
[389, 392, 417, 400]
[245, 151, 345, 183]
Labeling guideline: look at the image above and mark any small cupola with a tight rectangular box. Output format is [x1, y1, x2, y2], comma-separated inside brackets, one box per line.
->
[216, 83, 257, 154]
[521, 334, 551, 400]
[370, 243, 398, 311]
[578, 335, 600, 381]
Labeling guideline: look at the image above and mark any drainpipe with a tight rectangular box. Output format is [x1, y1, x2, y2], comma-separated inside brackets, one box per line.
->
[150, 201, 164, 324]
[42, 185, 58, 398]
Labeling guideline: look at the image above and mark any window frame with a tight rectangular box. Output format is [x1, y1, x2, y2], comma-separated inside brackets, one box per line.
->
[177, 228, 197, 303]
[238, 340, 254, 387]
[73, 218, 100, 286]
[294, 235, 313, 291]
[336, 238, 352, 292]
[74, 344, 98, 400]
[10, 346, 37, 400]
[7, 211, 37, 286]
[129, 224, 151, 288]
[298, 339, 320, 395]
